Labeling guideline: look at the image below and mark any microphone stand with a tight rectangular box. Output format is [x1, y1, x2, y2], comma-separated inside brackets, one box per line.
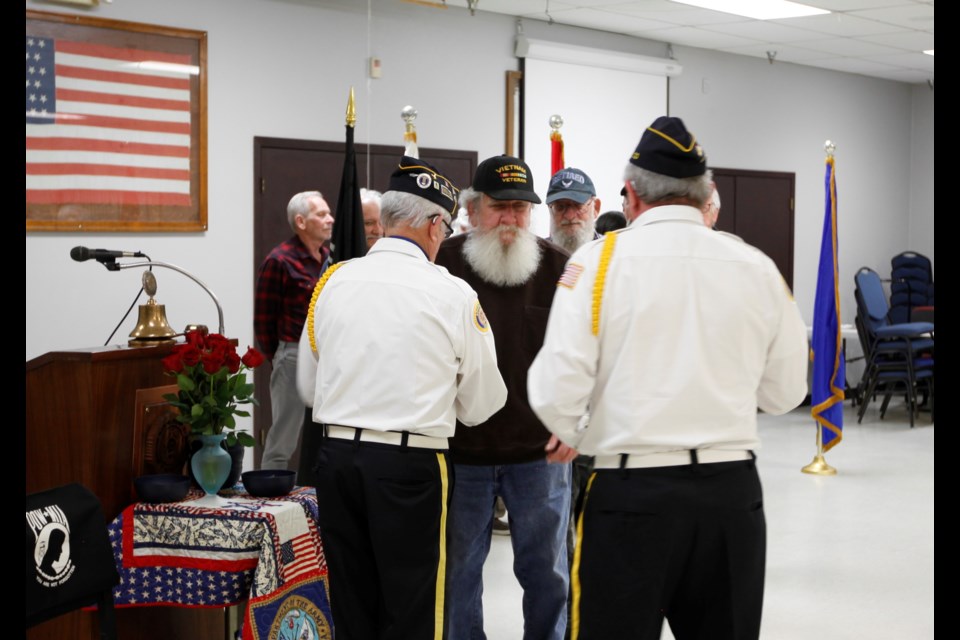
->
[115, 260, 226, 335]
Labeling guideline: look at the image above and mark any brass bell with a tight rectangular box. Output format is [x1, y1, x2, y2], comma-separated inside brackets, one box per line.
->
[129, 270, 177, 346]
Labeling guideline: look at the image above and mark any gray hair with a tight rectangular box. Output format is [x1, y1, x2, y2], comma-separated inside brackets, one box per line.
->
[360, 188, 382, 206]
[459, 186, 534, 215]
[380, 191, 447, 229]
[459, 186, 483, 212]
[287, 191, 324, 232]
[623, 164, 713, 208]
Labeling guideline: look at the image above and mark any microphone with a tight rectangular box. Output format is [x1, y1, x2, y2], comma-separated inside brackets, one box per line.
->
[70, 246, 146, 262]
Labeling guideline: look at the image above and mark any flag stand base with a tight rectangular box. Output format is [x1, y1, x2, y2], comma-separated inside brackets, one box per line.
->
[801, 454, 837, 476]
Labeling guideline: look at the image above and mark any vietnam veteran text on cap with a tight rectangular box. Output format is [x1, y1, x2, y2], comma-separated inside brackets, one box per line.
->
[629, 116, 706, 178]
[472, 155, 541, 204]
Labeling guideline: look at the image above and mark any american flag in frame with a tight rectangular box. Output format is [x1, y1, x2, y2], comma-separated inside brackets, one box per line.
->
[26, 11, 207, 232]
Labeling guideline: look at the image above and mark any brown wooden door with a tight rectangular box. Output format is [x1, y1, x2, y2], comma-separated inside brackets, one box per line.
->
[712, 168, 795, 288]
[251, 137, 477, 468]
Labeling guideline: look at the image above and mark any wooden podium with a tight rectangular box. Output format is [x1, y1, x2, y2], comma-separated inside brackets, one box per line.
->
[26, 343, 227, 640]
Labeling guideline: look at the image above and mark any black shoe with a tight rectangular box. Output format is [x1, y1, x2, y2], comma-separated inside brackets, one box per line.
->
[492, 516, 510, 536]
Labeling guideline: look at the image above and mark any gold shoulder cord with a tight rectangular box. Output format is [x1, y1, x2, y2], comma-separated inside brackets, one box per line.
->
[307, 262, 345, 354]
[591, 232, 617, 336]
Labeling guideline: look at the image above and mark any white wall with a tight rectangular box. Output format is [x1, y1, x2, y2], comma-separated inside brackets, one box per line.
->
[909, 84, 935, 261]
[25, 0, 934, 364]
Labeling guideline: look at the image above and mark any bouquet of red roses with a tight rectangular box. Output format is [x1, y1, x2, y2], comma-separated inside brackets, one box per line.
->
[162, 330, 266, 447]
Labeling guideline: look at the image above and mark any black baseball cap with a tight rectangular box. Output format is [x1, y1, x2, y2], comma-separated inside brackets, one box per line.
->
[472, 155, 541, 204]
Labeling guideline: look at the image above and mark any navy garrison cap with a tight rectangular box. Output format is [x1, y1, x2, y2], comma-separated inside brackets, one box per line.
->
[629, 116, 707, 178]
[389, 156, 460, 215]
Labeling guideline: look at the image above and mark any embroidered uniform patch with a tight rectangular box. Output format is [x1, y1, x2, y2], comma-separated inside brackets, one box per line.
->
[558, 263, 584, 289]
[473, 300, 490, 333]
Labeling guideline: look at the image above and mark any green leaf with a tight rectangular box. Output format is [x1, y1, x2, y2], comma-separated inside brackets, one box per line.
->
[191, 404, 204, 417]
[236, 432, 256, 447]
[177, 373, 196, 391]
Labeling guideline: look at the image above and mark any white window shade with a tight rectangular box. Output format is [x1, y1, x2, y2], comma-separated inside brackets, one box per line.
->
[518, 38, 676, 237]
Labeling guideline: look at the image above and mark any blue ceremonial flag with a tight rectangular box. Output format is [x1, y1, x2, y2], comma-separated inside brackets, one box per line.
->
[811, 156, 844, 451]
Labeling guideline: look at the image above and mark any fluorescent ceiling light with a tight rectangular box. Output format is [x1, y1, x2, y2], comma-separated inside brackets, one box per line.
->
[670, 0, 830, 20]
[923, 49, 934, 56]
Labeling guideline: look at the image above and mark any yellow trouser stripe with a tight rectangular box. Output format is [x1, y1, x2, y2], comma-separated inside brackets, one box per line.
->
[434, 452, 449, 640]
[570, 472, 597, 640]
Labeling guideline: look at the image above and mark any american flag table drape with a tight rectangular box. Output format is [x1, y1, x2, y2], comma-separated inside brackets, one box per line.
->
[108, 486, 332, 640]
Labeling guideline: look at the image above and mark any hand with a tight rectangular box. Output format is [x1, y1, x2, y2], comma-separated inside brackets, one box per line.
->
[545, 434, 578, 464]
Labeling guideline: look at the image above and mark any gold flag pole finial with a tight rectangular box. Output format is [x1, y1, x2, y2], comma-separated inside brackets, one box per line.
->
[346, 87, 356, 128]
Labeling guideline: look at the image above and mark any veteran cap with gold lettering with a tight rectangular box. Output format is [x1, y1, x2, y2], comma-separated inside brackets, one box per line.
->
[389, 156, 460, 215]
[629, 116, 707, 178]
[472, 155, 542, 204]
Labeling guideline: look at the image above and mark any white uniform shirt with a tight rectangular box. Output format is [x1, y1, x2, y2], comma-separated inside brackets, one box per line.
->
[297, 237, 507, 438]
[528, 205, 808, 456]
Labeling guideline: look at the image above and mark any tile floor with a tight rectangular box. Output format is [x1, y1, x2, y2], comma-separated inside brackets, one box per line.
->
[479, 401, 934, 639]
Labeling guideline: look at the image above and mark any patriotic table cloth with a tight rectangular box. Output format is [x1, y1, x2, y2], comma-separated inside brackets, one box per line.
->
[108, 486, 333, 640]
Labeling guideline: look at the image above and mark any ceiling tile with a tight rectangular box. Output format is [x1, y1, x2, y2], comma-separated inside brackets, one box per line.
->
[631, 25, 762, 48]
[700, 20, 828, 43]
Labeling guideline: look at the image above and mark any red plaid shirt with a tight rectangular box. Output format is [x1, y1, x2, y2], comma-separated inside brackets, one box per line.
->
[254, 236, 330, 360]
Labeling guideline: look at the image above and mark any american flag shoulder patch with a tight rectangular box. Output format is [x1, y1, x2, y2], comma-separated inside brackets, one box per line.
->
[558, 262, 584, 289]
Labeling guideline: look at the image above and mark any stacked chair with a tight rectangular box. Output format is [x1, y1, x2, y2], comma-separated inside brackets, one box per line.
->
[853, 267, 934, 427]
[889, 251, 934, 324]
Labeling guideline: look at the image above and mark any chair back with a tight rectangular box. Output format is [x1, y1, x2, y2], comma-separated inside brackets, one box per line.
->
[26, 483, 119, 634]
[854, 267, 890, 330]
[890, 251, 934, 323]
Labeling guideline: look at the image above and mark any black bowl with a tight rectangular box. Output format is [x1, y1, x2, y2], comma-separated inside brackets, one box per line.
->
[242, 470, 296, 497]
[134, 474, 191, 503]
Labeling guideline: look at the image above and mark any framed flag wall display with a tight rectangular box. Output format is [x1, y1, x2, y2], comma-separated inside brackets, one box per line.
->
[26, 11, 207, 232]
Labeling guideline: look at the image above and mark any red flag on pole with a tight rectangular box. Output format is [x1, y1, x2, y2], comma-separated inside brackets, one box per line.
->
[550, 129, 564, 175]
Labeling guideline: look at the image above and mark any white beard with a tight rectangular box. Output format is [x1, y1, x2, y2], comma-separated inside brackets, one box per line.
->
[550, 218, 596, 254]
[463, 225, 542, 287]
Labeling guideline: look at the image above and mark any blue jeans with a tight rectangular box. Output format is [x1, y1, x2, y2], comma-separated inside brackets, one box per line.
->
[447, 459, 571, 640]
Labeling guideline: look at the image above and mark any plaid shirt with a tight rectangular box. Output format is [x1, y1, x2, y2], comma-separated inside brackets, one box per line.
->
[254, 236, 330, 360]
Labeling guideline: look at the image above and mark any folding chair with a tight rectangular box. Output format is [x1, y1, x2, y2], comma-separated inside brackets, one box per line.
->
[853, 267, 934, 427]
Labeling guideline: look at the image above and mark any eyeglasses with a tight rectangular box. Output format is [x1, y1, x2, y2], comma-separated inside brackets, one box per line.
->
[549, 198, 594, 215]
[431, 213, 455, 238]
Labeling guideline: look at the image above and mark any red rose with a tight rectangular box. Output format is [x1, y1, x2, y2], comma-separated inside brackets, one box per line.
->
[180, 345, 202, 367]
[201, 348, 226, 374]
[225, 351, 241, 374]
[162, 351, 184, 373]
[185, 330, 205, 348]
[206, 333, 231, 350]
[241, 346, 266, 369]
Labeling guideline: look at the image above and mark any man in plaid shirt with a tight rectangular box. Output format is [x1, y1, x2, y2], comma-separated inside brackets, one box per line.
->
[255, 191, 333, 470]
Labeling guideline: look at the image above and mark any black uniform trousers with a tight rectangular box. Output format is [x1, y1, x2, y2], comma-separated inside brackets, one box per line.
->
[571, 458, 765, 640]
[312, 435, 452, 640]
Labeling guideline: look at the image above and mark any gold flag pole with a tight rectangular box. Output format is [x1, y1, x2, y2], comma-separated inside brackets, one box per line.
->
[346, 87, 356, 128]
[802, 139, 839, 476]
[801, 426, 837, 475]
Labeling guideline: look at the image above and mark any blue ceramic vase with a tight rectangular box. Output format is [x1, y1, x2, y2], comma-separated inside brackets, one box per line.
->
[191, 434, 232, 496]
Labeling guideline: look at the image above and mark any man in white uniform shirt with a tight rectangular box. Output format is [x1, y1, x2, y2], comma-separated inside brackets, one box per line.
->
[298, 156, 507, 640]
[528, 117, 808, 640]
